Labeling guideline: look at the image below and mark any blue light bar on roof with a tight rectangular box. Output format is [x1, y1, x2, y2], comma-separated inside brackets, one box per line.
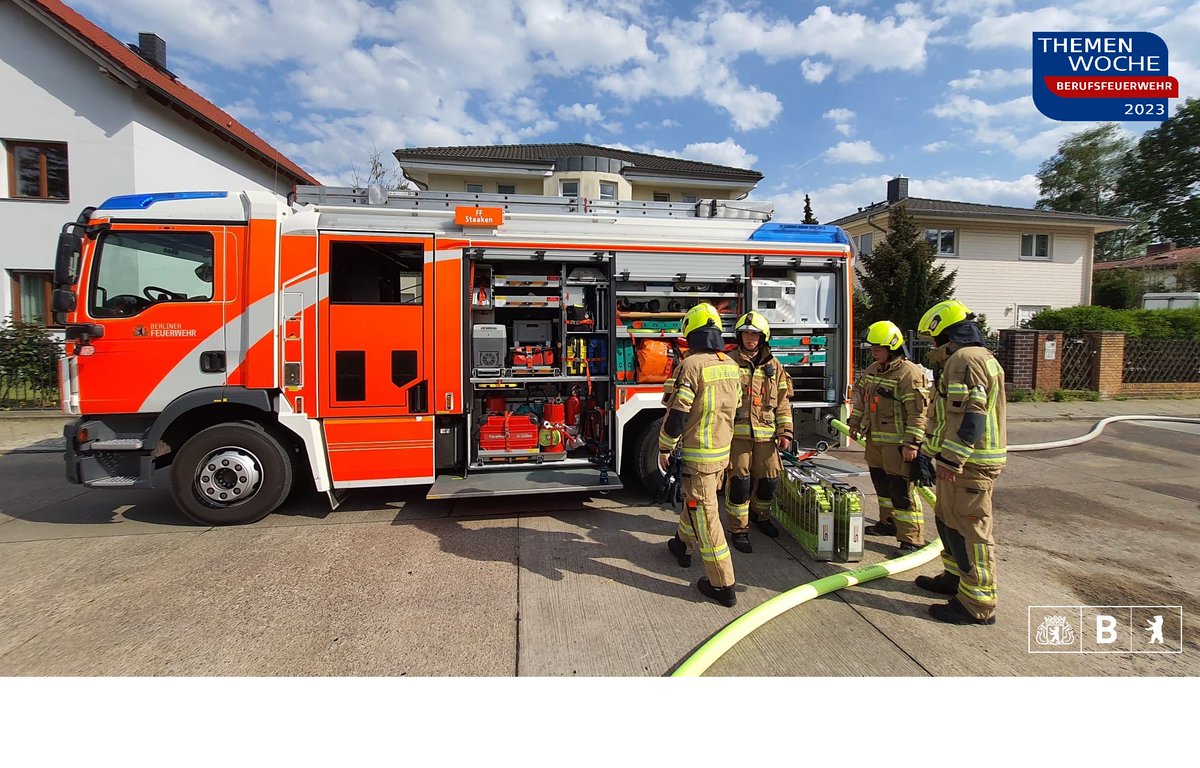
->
[99, 191, 229, 210]
[749, 223, 852, 245]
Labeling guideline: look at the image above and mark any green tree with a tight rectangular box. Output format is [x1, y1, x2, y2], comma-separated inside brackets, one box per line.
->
[1091, 267, 1140, 309]
[855, 204, 955, 334]
[1177, 261, 1200, 291]
[1119, 98, 1200, 247]
[802, 194, 819, 224]
[1036, 123, 1146, 262]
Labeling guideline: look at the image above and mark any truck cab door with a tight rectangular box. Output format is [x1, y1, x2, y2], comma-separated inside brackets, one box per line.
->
[74, 224, 232, 415]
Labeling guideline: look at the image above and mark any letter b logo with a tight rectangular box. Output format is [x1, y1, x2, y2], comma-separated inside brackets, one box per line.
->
[1095, 614, 1119, 644]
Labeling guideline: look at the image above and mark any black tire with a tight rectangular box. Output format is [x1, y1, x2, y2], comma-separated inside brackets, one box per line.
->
[169, 421, 293, 525]
[633, 416, 665, 492]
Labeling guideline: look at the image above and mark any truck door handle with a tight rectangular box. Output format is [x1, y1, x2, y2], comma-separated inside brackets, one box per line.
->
[200, 351, 226, 373]
[445, 392, 454, 411]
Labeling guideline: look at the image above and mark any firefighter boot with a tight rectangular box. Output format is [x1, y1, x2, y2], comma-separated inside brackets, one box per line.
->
[667, 535, 692, 568]
[730, 531, 753, 553]
[698, 578, 737, 608]
[929, 598, 996, 626]
[887, 541, 923, 559]
[865, 519, 897, 537]
[915, 571, 960, 595]
[754, 518, 780, 538]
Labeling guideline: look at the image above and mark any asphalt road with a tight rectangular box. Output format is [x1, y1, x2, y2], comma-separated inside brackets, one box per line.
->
[1, 418, 1197, 676]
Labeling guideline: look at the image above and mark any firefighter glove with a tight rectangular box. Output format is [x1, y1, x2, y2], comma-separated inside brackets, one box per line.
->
[914, 453, 937, 487]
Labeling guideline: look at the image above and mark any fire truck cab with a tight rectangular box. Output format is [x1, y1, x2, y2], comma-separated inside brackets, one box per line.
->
[54, 187, 854, 525]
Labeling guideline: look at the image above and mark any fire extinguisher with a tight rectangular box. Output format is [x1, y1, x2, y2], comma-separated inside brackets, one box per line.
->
[565, 388, 581, 428]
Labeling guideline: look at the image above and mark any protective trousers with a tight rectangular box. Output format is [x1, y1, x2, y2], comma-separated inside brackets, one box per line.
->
[678, 468, 735, 588]
[864, 440, 923, 545]
[933, 464, 1001, 621]
[724, 437, 781, 534]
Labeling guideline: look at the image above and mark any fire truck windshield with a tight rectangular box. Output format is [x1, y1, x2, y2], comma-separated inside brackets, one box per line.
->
[88, 231, 215, 317]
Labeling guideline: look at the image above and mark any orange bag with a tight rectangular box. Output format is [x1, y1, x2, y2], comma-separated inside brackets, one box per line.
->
[635, 339, 674, 383]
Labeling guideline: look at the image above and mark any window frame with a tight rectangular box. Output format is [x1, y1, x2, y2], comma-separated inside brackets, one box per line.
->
[5, 139, 69, 201]
[925, 228, 957, 257]
[857, 232, 873, 255]
[680, 193, 698, 204]
[10, 270, 58, 327]
[497, 184, 516, 195]
[465, 183, 484, 193]
[652, 191, 670, 203]
[559, 179, 579, 198]
[598, 181, 617, 200]
[1020, 232, 1052, 261]
[1017, 304, 1050, 328]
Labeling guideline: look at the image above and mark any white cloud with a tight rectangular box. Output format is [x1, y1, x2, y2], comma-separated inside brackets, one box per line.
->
[823, 107, 856, 136]
[949, 68, 1032, 90]
[968, 8, 1092, 49]
[770, 172, 1042, 223]
[826, 141, 884, 164]
[801, 59, 834, 83]
[679, 139, 758, 169]
[556, 103, 604, 123]
[923, 141, 950, 153]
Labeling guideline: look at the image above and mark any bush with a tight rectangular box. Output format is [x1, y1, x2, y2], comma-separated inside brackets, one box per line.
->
[1052, 389, 1101, 402]
[0, 322, 62, 408]
[1025, 305, 1138, 336]
[1025, 305, 1200, 339]
[1007, 388, 1048, 402]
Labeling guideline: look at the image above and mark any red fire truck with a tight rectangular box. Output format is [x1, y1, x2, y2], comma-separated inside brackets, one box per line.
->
[53, 187, 854, 524]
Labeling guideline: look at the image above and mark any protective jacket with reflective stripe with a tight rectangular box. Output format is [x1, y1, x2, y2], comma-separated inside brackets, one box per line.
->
[732, 346, 794, 442]
[658, 351, 742, 473]
[922, 344, 1007, 470]
[849, 356, 929, 447]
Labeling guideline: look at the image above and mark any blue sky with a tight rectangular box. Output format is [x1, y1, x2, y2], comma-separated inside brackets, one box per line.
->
[70, 0, 1199, 222]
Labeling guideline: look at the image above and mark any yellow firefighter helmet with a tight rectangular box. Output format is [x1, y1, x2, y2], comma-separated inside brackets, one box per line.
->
[865, 320, 904, 350]
[734, 311, 771, 342]
[918, 299, 973, 338]
[681, 302, 724, 336]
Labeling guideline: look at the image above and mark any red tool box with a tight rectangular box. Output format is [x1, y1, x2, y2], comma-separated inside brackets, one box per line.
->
[478, 413, 540, 459]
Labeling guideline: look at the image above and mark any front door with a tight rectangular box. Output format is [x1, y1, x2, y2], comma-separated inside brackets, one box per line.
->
[76, 224, 232, 415]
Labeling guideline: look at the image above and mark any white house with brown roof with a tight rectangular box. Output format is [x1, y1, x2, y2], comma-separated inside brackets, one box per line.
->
[1, 0, 319, 327]
[393, 143, 762, 203]
[1092, 242, 1200, 291]
[830, 177, 1135, 330]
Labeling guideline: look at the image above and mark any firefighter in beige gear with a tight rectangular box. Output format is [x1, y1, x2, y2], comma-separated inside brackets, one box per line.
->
[724, 311, 793, 553]
[914, 299, 1006, 626]
[847, 320, 929, 558]
[659, 303, 743, 607]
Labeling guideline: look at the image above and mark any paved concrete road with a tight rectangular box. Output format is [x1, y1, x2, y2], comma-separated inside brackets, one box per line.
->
[1, 415, 1197, 676]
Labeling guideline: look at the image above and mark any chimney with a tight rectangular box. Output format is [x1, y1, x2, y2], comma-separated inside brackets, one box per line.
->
[1146, 241, 1176, 257]
[886, 175, 908, 204]
[136, 33, 167, 70]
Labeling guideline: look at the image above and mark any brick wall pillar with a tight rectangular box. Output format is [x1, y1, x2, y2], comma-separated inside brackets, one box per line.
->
[1087, 331, 1126, 399]
[999, 329, 1035, 389]
[1032, 331, 1063, 392]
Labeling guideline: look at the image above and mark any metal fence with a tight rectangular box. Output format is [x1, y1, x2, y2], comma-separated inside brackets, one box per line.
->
[1123, 338, 1200, 383]
[0, 349, 62, 410]
[1059, 336, 1096, 390]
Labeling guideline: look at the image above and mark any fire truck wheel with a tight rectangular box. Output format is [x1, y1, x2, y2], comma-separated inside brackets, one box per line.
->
[634, 416, 665, 491]
[170, 421, 294, 525]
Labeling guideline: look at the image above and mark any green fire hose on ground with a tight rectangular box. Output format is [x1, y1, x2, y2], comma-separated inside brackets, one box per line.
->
[672, 413, 1200, 675]
[671, 418, 940, 677]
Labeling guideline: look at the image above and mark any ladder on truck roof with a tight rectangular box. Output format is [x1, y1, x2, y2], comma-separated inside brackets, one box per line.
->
[292, 185, 774, 222]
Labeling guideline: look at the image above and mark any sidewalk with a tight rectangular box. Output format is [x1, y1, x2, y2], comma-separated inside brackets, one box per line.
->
[2, 398, 1198, 454]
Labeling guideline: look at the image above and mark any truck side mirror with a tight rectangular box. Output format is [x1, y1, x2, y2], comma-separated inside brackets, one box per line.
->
[55, 230, 83, 285]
